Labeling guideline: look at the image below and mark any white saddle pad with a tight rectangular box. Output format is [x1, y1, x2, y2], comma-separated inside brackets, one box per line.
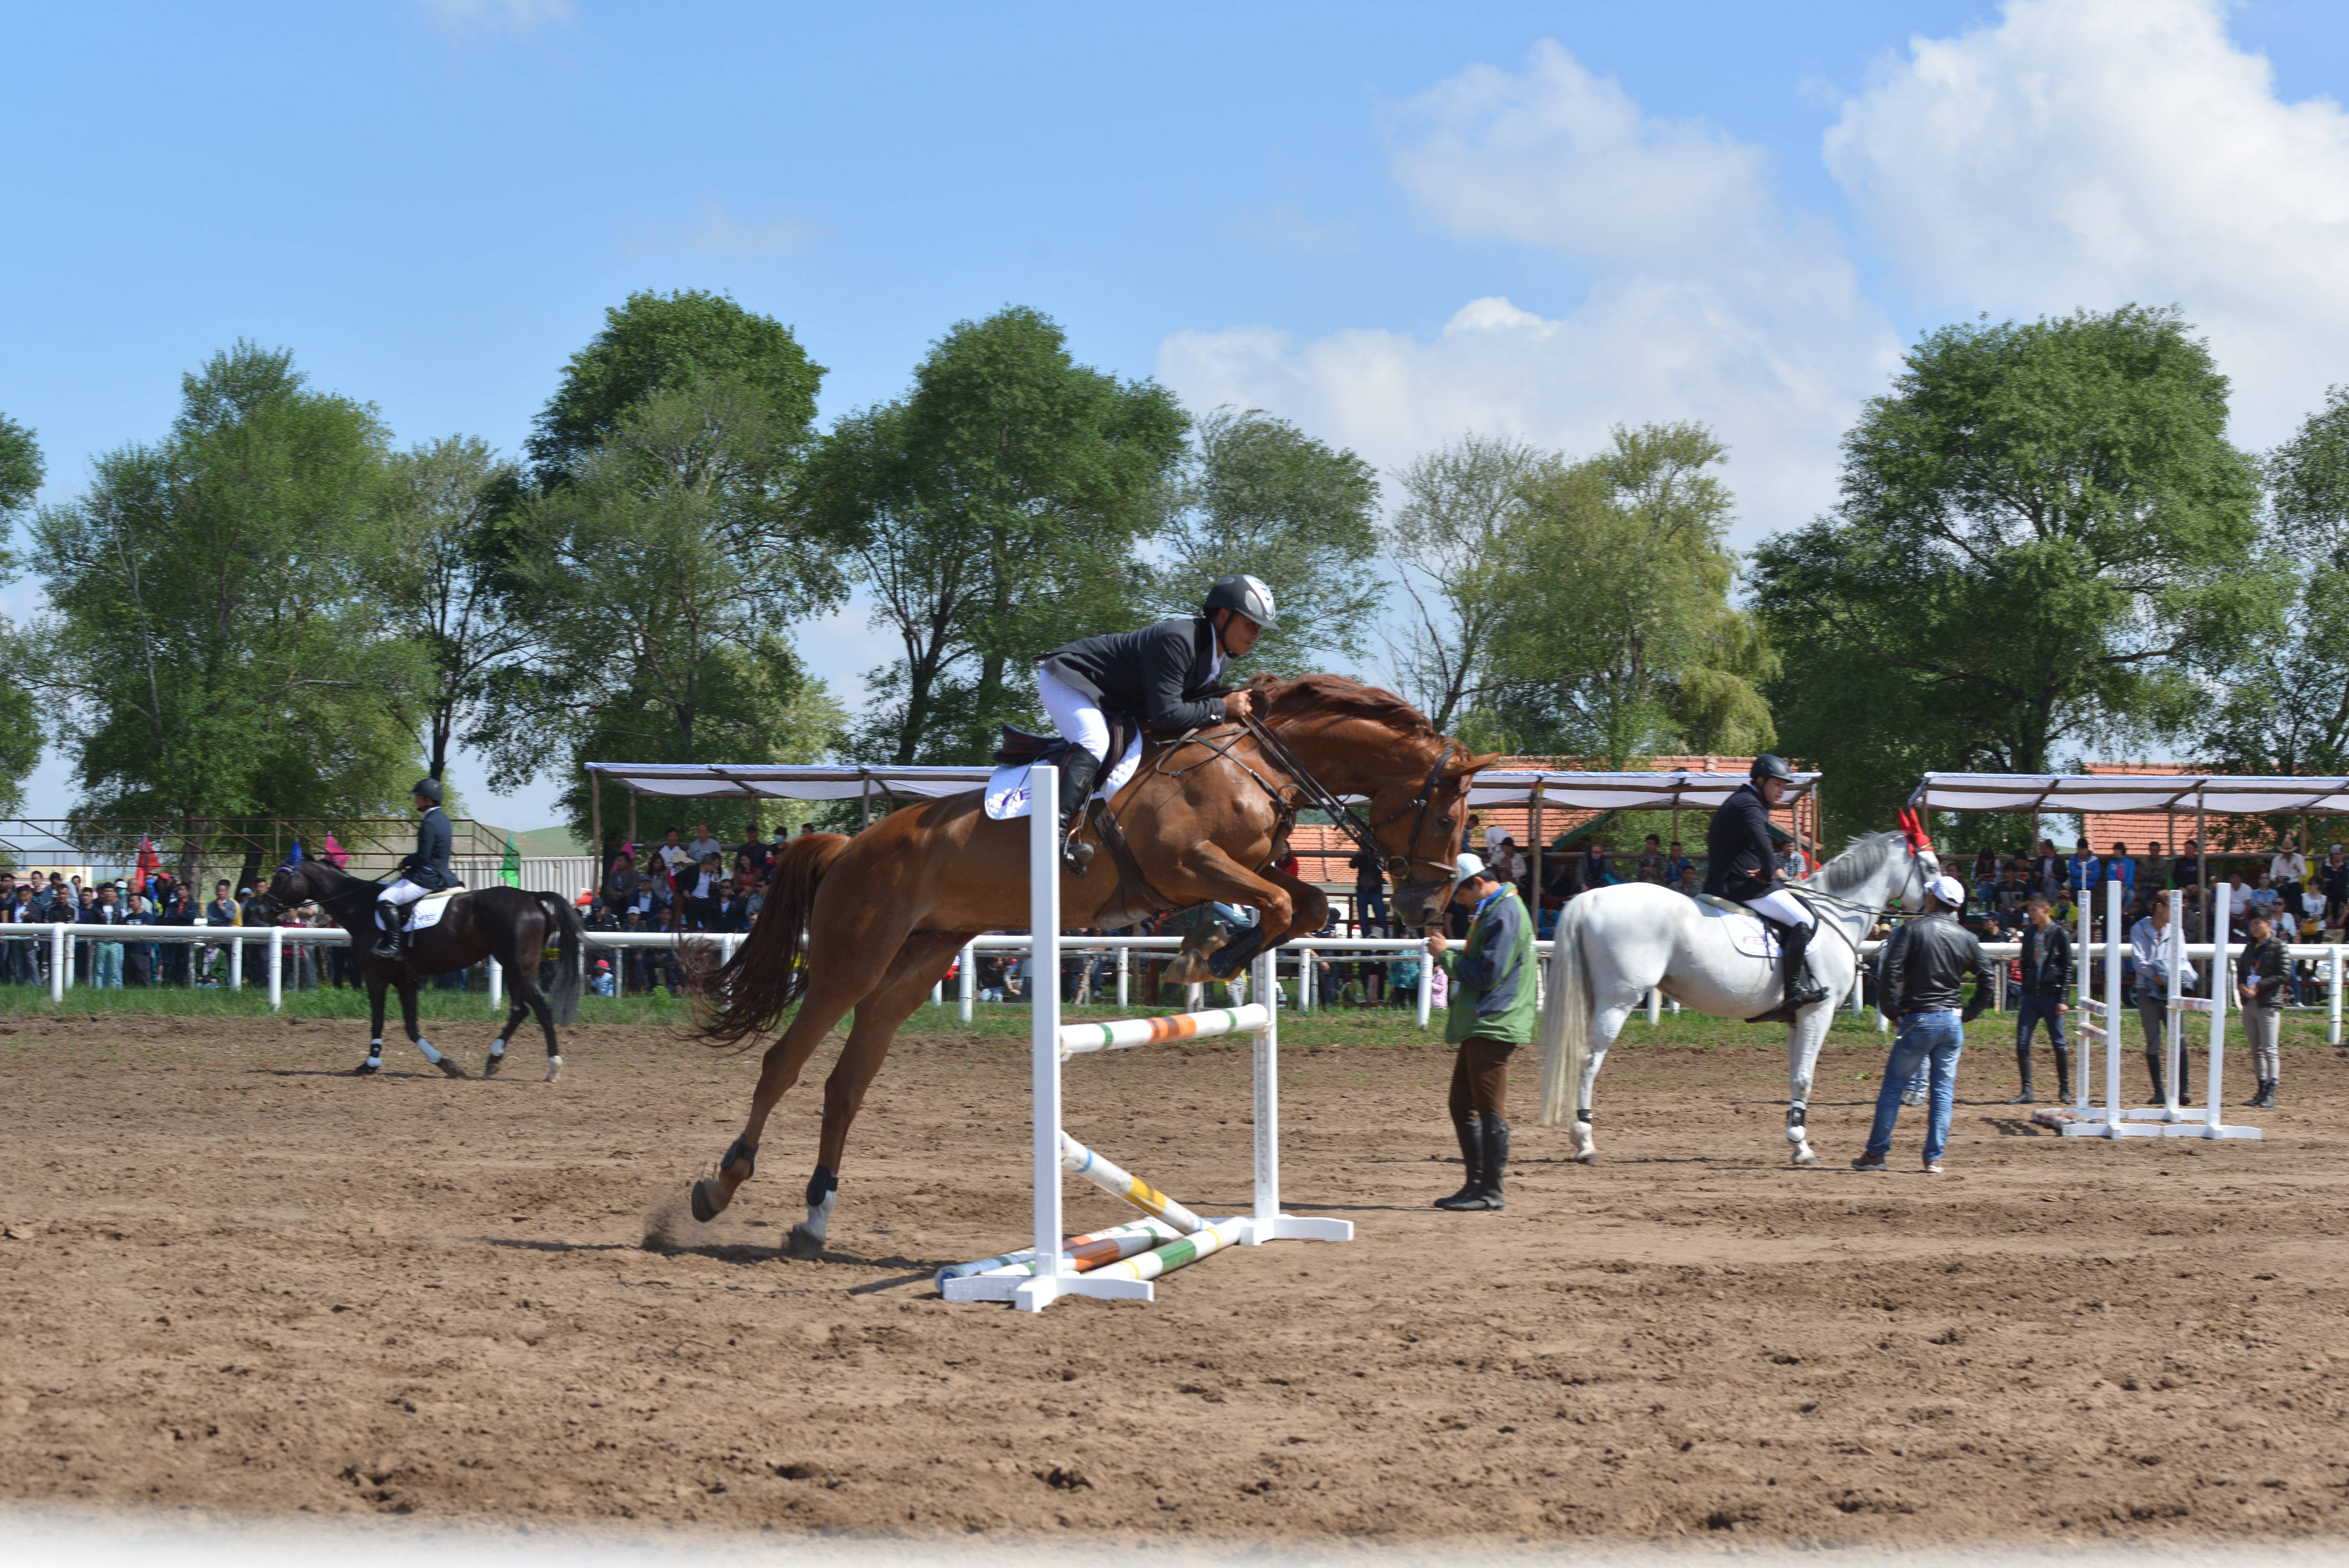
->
[1695, 899, 1780, 960]
[404, 892, 461, 932]
[984, 732, 1143, 821]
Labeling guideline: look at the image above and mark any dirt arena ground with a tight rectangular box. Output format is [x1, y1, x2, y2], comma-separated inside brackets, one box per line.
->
[3, 1006, 2347, 1550]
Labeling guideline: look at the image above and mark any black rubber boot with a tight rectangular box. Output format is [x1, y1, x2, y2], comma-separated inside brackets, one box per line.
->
[371, 904, 404, 961]
[2052, 1042, 2073, 1104]
[2006, 1042, 2035, 1104]
[1433, 1115, 1485, 1210]
[1777, 919, 1828, 1009]
[1055, 750, 1101, 877]
[1476, 1116, 1510, 1211]
[2145, 1051, 2165, 1104]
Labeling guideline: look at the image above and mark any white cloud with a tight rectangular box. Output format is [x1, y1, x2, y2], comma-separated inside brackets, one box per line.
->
[1825, 0, 2349, 444]
[624, 200, 827, 261]
[416, 0, 574, 34]
[1160, 42, 1898, 544]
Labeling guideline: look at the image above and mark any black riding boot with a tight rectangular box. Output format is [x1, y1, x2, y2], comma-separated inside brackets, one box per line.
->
[371, 903, 404, 961]
[1055, 749, 1101, 877]
[1777, 918, 1828, 1009]
[1476, 1116, 1510, 1212]
[1433, 1114, 1485, 1210]
[2052, 1042, 2073, 1105]
[2249, 1079, 2276, 1109]
[2007, 1042, 2035, 1104]
[2145, 1051, 2166, 1105]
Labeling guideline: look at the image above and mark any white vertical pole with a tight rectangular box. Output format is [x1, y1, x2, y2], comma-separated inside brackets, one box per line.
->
[1416, 940, 1433, 1030]
[930, 979, 943, 1008]
[2167, 889, 2186, 1116]
[2208, 881, 2230, 1132]
[1116, 944, 1129, 1009]
[1251, 946, 1278, 1238]
[487, 957, 503, 1008]
[267, 926, 283, 1011]
[2331, 943, 2343, 1048]
[1023, 766, 1064, 1313]
[959, 941, 975, 1023]
[1299, 947, 1314, 1013]
[49, 925, 65, 1004]
[2104, 878, 2122, 1132]
[230, 931, 243, 991]
[1186, 981, 1204, 1011]
[1646, 986, 1661, 1026]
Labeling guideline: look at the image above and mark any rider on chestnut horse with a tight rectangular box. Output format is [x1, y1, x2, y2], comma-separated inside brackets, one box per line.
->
[1033, 574, 1278, 876]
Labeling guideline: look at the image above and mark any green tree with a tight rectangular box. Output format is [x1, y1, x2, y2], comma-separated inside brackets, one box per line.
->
[1752, 306, 2278, 836]
[0, 413, 46, 811]
[803, 306, 1187, 763]
[23, 344, 426, 855]
[1144, 406, 1381, 673]
[2200, 385, 2349, 776]
[1476, 423, 1776, 764]
[1384, 434, 1547, 733]
[488, 380, 847, 854]
[377, 435, 531, 783]
[529, 288, 825, 484]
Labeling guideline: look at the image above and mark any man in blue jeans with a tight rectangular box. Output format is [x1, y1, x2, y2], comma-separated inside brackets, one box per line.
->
[2010, 896, 2071, 1103]
[1856, 873, 1991, 1174]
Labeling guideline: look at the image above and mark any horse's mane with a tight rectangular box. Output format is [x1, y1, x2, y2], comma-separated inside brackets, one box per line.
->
[1807, 830, 1911, 897]
[1249, 672, 1439, 742]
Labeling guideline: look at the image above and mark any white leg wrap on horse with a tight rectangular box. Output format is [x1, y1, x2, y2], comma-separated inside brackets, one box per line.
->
[802, 1188, 836, 1243]
[415, 1039, 442, 1064]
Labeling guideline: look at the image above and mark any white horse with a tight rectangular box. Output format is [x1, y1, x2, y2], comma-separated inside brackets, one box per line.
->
[1536, 830, 1940, 1166]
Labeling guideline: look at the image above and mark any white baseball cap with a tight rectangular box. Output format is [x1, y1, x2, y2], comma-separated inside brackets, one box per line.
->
[1450, 852, 1489, 888]
[1929, 874, 1967, 908]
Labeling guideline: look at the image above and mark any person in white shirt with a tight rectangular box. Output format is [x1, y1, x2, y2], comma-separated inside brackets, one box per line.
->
[2270, 834, 2307, 889]
[2129, 896, 2192, 1103]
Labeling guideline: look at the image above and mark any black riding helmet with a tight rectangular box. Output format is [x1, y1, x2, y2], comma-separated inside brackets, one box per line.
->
[412, 776, 444, 805]
[1748, 754, 1794, 784]
[1202, 574, 1278, 630]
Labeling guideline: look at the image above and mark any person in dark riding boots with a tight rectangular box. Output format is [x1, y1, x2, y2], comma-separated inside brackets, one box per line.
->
[374, 777, 457, 960]
[1034, 574, 1277, 876]
[1704, 754, 1827, 1015]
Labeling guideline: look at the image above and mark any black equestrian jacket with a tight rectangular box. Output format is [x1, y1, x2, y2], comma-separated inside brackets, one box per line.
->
[398, 807, 457, 893]
[1702, 784, 1780, 902]
[1040, 617, 1229, 734]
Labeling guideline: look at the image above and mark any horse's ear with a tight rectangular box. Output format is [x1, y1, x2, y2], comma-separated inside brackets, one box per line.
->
[1444, 750, 1508, 780]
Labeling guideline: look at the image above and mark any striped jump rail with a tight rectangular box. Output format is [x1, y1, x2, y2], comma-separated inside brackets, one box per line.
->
[1058, 1003, 1269, 1058]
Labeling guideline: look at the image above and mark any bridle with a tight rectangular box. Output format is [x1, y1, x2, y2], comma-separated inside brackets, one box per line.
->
[1158, 710, 1464, 904]
[1780, 812, 1941, 960]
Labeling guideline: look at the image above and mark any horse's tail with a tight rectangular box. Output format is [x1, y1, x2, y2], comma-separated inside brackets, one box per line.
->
[1538, 894, 1593, 1128]
[690, 832, 850, 1051]
[534, 890, 586, 1026]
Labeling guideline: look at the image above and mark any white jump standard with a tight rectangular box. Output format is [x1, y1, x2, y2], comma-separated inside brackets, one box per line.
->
[943, 764, 1352, 1311]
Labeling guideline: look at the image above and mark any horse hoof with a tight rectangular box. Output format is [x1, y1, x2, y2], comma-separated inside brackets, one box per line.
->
[544, 1055, 563, 1084]
[1791, 1148, 1822, 1168]
[785, 1224, 824, 1261]
[689, 1178, 728, 1224]
[482, 1052, 504, 1078]
[435, 1057, 468, 1079]
[353, 1060, 379, 1077]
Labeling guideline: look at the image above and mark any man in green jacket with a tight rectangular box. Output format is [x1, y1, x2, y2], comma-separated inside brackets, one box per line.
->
[1427, 852, 1538, 1212]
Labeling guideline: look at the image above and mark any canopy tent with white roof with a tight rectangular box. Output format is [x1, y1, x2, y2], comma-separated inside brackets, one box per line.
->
[1469, 769, 1822, 894]
[1907, 772, 2349, 888]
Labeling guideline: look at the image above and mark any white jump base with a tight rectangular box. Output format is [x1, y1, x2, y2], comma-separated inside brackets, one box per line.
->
[942, 764, 1352, 1311]
[2057, 880, 2263, 1142]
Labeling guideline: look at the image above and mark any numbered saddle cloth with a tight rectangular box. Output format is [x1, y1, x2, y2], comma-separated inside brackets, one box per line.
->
[403, 890, 463, 932]
[1695, 896, 1781, 960]
[984, 731, 1143, 821]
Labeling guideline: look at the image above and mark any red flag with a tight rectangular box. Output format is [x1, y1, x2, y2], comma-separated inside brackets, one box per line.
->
[135, 834, 161, 890]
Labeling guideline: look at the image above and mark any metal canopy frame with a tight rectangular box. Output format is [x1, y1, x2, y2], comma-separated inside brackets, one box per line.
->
[1909, 773, 2349, 817]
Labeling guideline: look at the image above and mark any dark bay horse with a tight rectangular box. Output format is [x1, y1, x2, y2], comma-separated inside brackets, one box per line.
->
[253, 861, 585, 1080]
[686, 672, 1499, 1258]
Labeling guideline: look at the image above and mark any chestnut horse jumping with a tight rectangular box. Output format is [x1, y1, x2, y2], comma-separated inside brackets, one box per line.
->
[686, 672, 1497, 1258]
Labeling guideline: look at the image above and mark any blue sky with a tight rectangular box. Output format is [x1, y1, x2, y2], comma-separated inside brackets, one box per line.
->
[7, 1, 2347, 827]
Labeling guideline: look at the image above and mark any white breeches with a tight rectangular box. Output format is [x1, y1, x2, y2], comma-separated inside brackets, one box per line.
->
[378, 878, 432, 908]
[1037, 666, 1112, 764]
[1743, 888, 1816, 928]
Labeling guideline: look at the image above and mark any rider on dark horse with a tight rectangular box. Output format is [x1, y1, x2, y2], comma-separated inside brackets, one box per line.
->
[1705, 754, 1828, 1016]
[372, 777, 457, 960]
[1034, 574, 1278, 876]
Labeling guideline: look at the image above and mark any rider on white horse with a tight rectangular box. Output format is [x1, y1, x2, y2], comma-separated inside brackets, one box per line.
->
[1033, 574, 1277, 876]
[1704, 754, 1827, 1016]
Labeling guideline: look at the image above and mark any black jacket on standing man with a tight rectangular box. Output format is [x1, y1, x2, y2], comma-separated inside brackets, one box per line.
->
[1876, 912, 1992, 1017]
[2016, 921, 2072, 998]
[1040, 618, 1230, 734]
[1702, 783, 1781, 903]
